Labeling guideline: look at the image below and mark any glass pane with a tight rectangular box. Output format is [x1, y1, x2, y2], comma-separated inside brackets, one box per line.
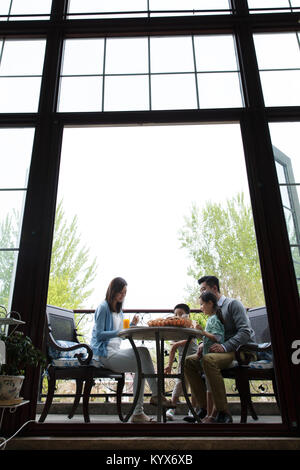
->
[0, 0, 51, 21]
[291, 247, 300, 289]
[254, 33, 300, 106]
[68, 0, 148, 19]
[58, 77, 103, 112]
[105, 38, 148, 74]
[61, 39, 104, 76]
[150, 37, 194, 73]
[194, 35, 238, 72]
[0, 77, 42, 112]
[9, 0, 51, 20]
[260, 70, 300, 106]
[249, 0, 292, 12]
[0, 250, 18, 311]
[254, 33, 300, 70]
[68, 0, 230, 18]
[0, 40, 46, 75]
[284, 206, 297, 243]
[0, 128, 34, 188]
[275, 160, 286, 184]
[0, 191, 26, 248]
[104, 75, 149, 111]
[280, 185, 292, 209]
[150, 0, 230, 15]
[0, 1, 11, 18]
[197, 72, 243, 108]
[151, 74, 197, 110]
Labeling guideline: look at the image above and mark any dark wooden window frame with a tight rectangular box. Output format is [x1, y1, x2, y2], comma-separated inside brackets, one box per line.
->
[1, 0, 300, 437]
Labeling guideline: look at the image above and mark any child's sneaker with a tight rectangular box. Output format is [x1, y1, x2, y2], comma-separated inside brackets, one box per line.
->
[166, 408, 176, 421]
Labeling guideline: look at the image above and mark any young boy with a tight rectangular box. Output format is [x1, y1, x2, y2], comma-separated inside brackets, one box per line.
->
[164, 303, 198, 421]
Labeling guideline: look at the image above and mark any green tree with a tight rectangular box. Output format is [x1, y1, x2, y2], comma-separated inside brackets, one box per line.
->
[0, 202, 97, 311]
[179, 193, 265, 309]
[0, 211, 18, 308]
[47, 201, 97, 309]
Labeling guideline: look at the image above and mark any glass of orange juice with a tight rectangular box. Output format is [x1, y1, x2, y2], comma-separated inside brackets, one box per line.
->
[123, 316, 130, 329]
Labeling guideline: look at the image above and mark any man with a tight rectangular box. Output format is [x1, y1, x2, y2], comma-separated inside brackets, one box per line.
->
[184, 275, 255, 423]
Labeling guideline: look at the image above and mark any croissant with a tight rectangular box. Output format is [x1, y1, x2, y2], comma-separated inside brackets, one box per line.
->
[147, 316, 191, 328]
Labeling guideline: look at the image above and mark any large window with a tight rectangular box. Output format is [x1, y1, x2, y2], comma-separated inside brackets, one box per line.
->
[1, 0, 300, 439]
[0, 128, 35, 310]
[54, 123, 262, 311]
[269, 123, 300, 295]
[59, 35, 243, 112]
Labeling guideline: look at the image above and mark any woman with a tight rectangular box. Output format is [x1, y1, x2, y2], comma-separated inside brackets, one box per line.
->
[90, 277, 173, 423]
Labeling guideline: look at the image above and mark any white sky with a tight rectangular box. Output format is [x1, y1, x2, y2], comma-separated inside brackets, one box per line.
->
[57, 124, 249, 309]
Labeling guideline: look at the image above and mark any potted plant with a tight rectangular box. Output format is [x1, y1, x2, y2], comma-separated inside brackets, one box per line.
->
[0, 330, 46, 404]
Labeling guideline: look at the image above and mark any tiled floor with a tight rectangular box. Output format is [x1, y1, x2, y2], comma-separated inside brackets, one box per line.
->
[35, 412, 282, 424]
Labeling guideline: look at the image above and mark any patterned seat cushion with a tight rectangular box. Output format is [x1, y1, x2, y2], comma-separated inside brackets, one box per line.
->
[248, 359, 273, 369]
[48, 340, 89, 362]
[51, 358, 87, 368]
[249, 350, 273, 369]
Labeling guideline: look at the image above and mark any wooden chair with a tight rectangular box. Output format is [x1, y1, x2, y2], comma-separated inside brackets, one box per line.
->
[39, 305, 125, 423]
[222, 306, 279, 423]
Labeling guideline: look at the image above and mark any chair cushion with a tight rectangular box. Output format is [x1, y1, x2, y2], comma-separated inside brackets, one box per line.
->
[50, 358, 87, 368]
[248, 359, 273, 369]
[48, 340, 89, 360]
[249, 350, 273, 369]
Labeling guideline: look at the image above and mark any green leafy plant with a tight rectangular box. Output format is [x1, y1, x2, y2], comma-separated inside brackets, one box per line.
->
[179, 192, 265, 308]
[0, 331, 46, 376]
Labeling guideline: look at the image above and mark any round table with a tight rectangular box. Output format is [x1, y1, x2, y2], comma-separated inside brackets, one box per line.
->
[118, 326, 203, 423]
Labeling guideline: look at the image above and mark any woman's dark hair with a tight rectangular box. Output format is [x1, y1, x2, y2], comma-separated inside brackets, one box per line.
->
[106, 277, 127, 313]
[174, 303, 190, 316]
[199, 291, 224, 324]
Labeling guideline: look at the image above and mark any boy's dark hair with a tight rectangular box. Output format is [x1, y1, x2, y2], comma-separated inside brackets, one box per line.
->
[174, 303, 190, 316]
[198, 275, 220, 292]
[199, 291, 224, 324]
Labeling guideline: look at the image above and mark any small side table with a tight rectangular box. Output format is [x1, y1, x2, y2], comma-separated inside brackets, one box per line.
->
[0, 400, 30, 450]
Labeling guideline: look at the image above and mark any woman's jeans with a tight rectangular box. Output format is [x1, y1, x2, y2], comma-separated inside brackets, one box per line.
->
[99, 347, 158, 415]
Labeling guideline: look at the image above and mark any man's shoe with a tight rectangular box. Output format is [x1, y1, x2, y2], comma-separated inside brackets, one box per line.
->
[183, 408, 207, 423]
[215, 411, 233, 423]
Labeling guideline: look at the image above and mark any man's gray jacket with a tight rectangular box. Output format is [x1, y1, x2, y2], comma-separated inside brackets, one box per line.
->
[220, 297, 256, 352]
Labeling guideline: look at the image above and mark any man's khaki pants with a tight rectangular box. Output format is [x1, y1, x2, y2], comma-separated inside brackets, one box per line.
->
[184, 352, 235, 412]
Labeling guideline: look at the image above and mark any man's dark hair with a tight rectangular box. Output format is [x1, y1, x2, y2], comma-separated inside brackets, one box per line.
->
[174, 303, 190, 315]
[198, 275, 220, 292]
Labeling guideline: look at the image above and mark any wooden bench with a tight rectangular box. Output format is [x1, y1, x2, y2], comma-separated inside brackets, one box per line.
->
[222, 306, 279, 423]
[39, 305, 125, 423]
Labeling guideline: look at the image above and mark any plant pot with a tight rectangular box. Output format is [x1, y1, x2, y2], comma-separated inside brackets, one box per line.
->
[0, 375, 24, 404]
